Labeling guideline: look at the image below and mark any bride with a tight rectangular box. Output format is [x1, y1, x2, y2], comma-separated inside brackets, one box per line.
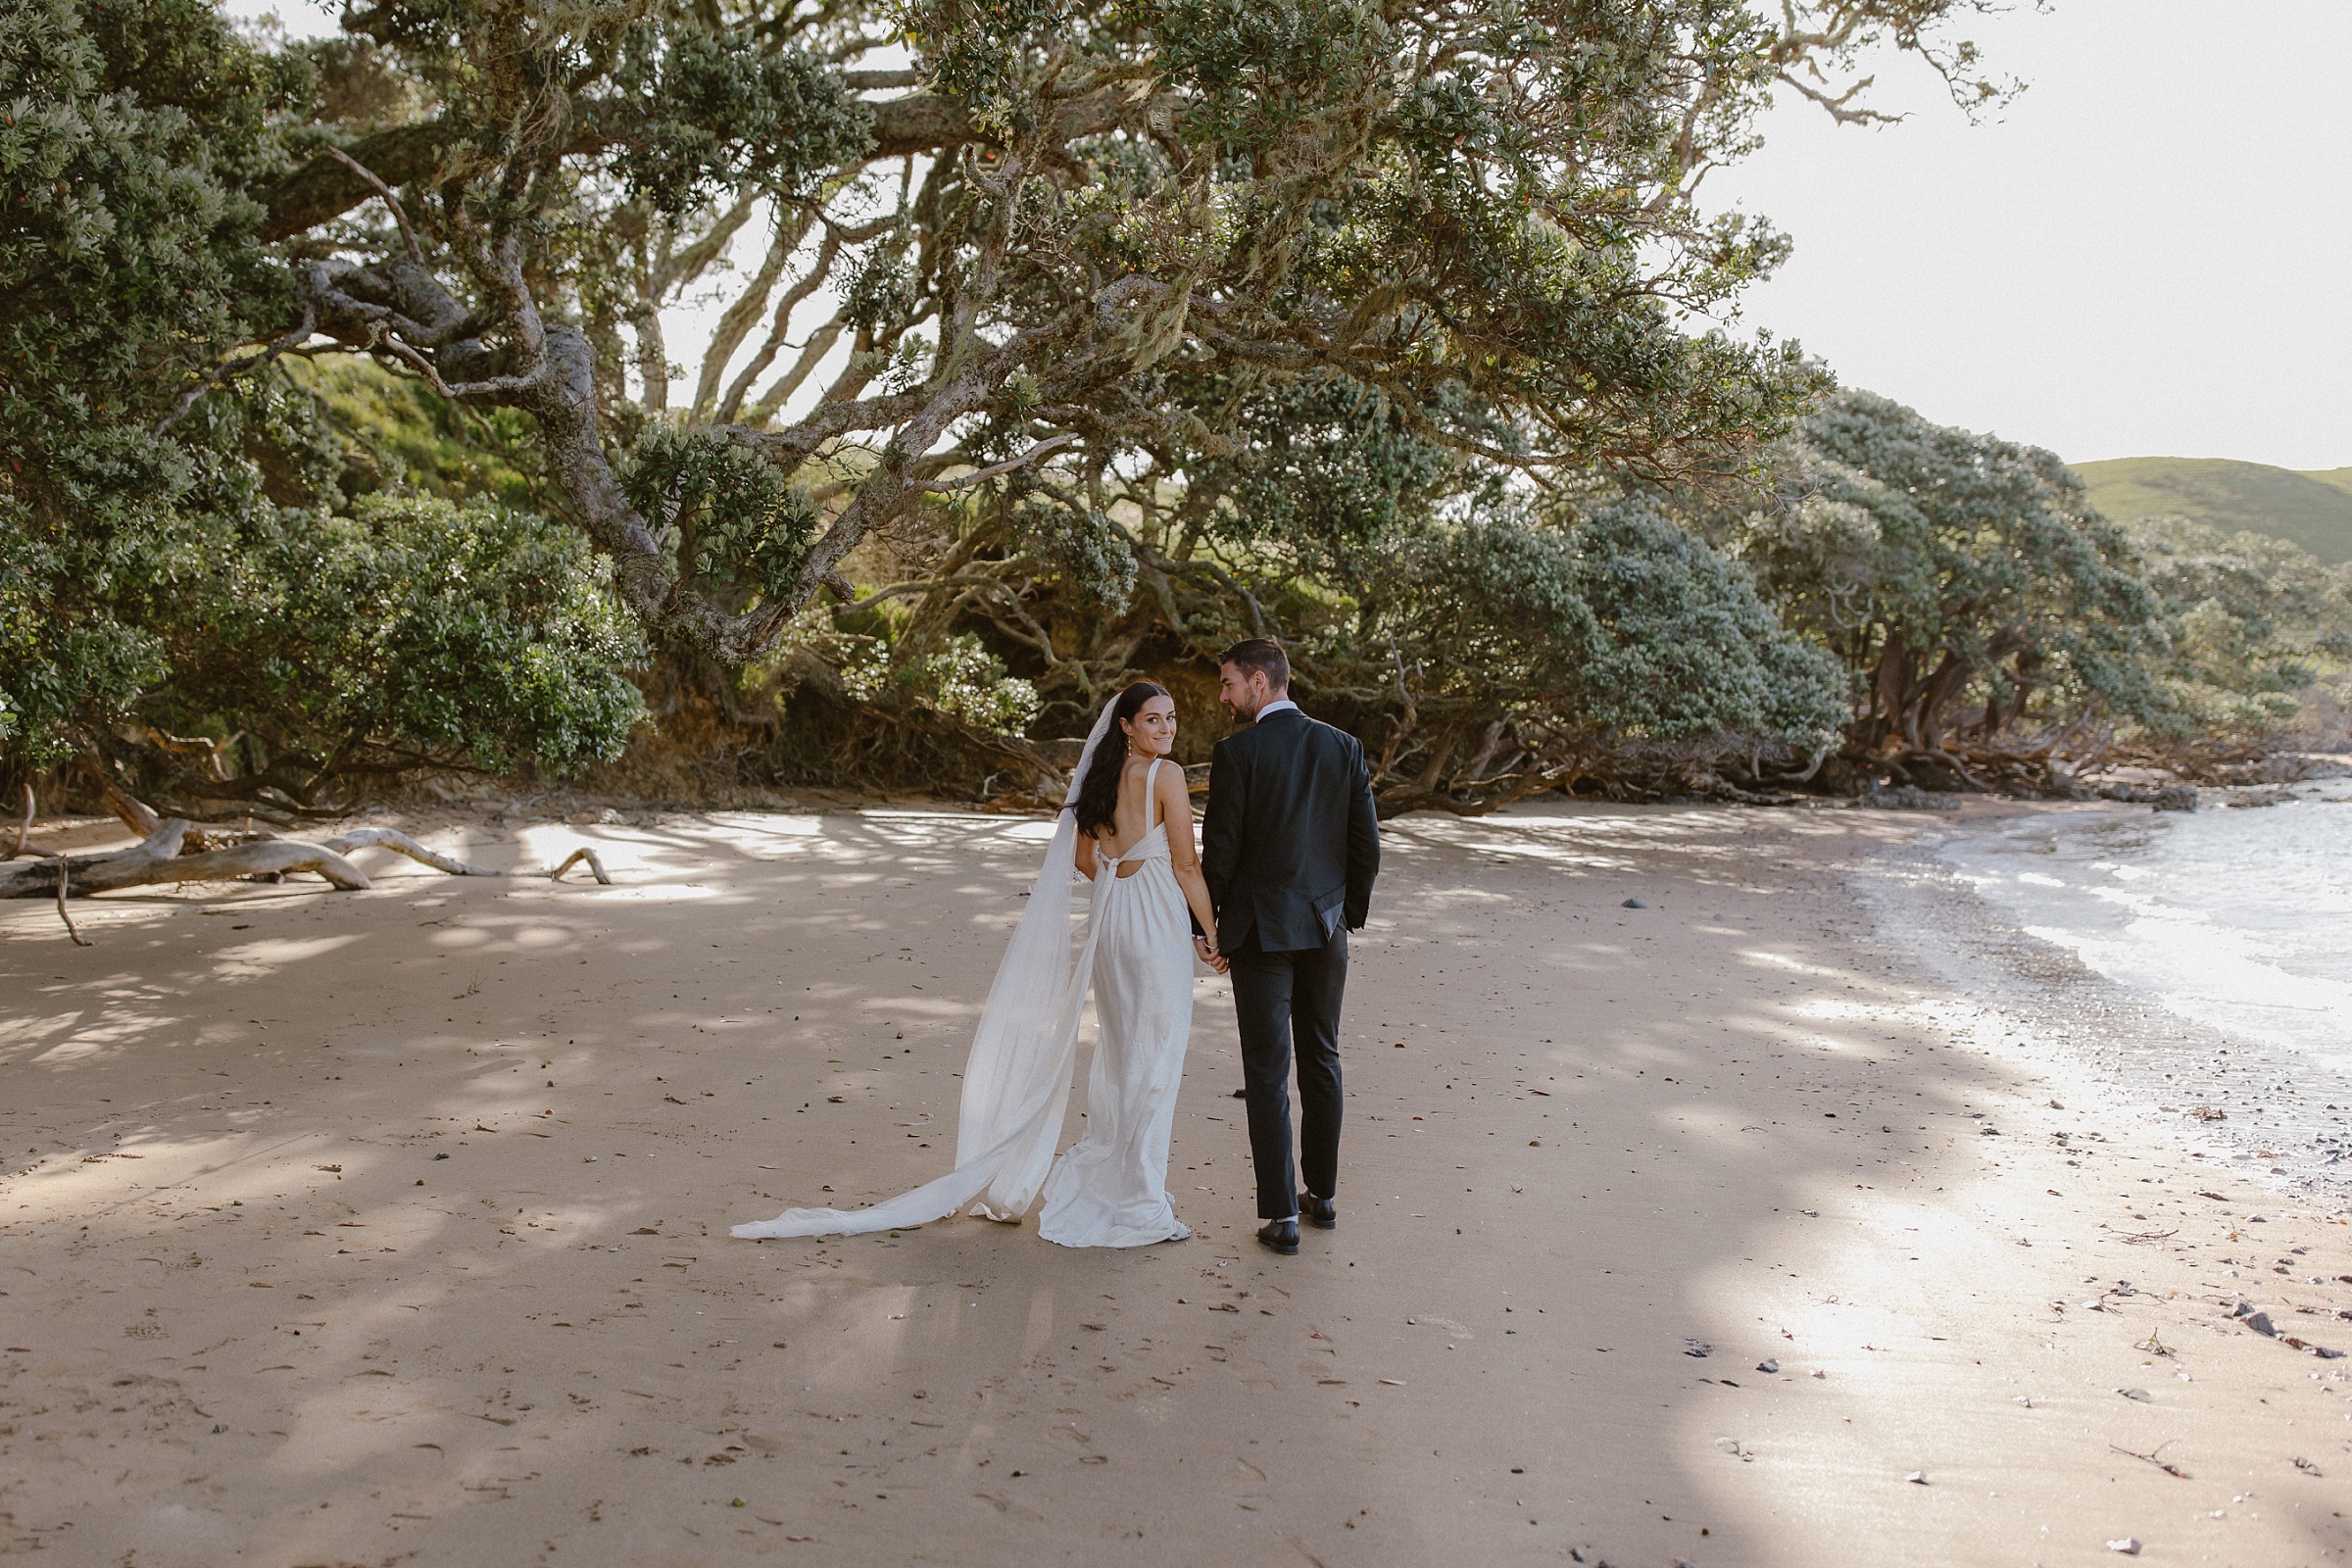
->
[732, 681, 1222, 1249]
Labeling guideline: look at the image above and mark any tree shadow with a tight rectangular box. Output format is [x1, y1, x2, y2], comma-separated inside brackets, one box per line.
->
[0, 803, 2326, 1564]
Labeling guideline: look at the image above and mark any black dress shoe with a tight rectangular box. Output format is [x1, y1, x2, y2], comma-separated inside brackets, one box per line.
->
[1299, 1192, 1337, 1230]
[1231, 1088, 1248, 1099]
[1256, 1218, 1299, 1255]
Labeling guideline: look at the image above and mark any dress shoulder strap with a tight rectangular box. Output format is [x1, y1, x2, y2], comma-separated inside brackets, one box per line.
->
[1144, 757, 1163, 831]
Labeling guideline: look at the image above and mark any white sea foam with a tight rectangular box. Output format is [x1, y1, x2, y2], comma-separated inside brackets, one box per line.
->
[1936, 785, 2352, 1075]
[1854, 780, 2352, 1187]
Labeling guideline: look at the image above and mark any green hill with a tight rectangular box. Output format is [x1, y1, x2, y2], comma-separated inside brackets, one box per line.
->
[2070, 457, 2352, 564]
[2303, 466, 2352, 502]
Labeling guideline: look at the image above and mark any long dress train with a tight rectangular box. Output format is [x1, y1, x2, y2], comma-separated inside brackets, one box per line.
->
[731, 736, 1195, 1247]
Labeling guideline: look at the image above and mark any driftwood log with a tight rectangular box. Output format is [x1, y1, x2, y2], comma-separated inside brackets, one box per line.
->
[1, 821, 610, 902]
[0, 820, 369, 898]
[321, 827, 496, 876]
[321, 826, 609, 884]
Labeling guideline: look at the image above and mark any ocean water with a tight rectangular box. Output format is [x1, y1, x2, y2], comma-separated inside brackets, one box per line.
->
[1875, 779, 2352, 1186]
[1939, 784, 2352, 1075]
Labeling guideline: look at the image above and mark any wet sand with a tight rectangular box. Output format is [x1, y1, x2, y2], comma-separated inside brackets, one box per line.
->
[3, 801, 2348, 1566]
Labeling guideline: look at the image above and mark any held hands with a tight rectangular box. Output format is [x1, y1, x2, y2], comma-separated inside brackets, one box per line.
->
[1193, 935, 1229, 974]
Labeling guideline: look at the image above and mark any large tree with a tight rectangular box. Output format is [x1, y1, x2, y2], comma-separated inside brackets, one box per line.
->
[5, 0, 2034, 815]
[0, 0, 643, 811]
[1721, 389, 2162, 788]
[240, 0, 2014, 669]
[2120, 514, 2352, 747]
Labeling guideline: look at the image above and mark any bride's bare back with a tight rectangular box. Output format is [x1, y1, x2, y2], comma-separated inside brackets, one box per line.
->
[1096, 755, 1167, 868]
[1074, 697, 1217, 939]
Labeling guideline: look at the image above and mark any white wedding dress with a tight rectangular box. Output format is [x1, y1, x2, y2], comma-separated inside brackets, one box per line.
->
[732, 711, 1196, 1249]
[1036, 760, 1193, 1247]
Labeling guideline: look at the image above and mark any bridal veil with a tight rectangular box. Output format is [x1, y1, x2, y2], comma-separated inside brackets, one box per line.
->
[730, 700, 1120, 1240]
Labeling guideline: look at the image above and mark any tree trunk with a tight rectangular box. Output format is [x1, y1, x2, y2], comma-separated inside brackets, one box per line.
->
[1865, 640, 1912, 751]
[79, 753, 162, 837]
[1909, 651, 1972, 751]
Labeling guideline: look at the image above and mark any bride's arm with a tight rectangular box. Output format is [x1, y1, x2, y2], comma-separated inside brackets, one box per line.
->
[1073, 821, 1099, 881]
[1159, 765, 1220, 947]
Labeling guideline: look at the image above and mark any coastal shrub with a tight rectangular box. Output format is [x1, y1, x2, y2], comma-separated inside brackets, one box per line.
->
[102, 0, 2006, 673]
[0, 0, 301, 778]
[0, 0, 643, 807]
[2120, 515, 2352, 743]
[1724, 391, 2164, 761]
[144, 496, 647, 807]
[1355, 497, 1846, 787]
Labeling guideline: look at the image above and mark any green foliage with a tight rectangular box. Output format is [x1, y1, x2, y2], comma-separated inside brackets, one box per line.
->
[1136, 0, 1391, 141]
[292, 33, 424, 129]
[261, 0, 1997, 678]
[833, 631, 1040, 736]
[1375, 497, 1846, 749]
[23, 0, 2187, 808]
[293, 359, 543, 511]
[897, 0, 1065, 134]
[152, 495, 647, 781]
[1728, 390, 2160, 751]
[609, 24, 871, 217]
[1202, 376, 1469, 581]
[921, 366, 1846, 806]
[0, 0, 287, 769]
[910, 637, 1043, 735]
[0, 0, 293, 394]
[0, 0, 642, 798]
[1010, 496, 1138, 614]
[839, 243, 917, 335]
[618, 428, 818, 606]
[2120, 515, 2352, 741]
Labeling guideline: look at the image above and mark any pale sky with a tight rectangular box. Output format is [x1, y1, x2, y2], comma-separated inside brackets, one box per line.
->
[1704, 0, 2352, 470]
[232, 0, 2352, 470]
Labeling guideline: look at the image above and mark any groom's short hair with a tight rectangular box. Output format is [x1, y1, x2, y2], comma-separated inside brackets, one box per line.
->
[1219, 638, 1289, 692]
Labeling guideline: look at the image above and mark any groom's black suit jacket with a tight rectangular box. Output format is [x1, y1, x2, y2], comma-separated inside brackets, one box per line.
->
[1200, 707, 1382, 954]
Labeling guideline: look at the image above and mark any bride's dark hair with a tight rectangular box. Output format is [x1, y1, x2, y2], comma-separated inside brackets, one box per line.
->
[1071, 681, 1171, 838]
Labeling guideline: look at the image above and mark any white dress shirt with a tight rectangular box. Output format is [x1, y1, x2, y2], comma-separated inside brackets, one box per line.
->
[1252, 698, 1300, 721]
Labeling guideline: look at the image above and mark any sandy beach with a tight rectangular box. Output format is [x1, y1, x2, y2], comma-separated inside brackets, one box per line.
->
[3, 799, 2348, 1566]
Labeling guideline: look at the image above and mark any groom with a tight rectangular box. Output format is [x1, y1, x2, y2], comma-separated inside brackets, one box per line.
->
[1199, 639, 1381, 1255]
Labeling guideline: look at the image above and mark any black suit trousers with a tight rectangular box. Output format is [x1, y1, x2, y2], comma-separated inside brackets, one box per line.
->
[1229, 926, 1347, 1219]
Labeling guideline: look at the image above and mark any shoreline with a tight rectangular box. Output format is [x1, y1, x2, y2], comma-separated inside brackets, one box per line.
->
[3, 799, 2348, 1565]
[1858, 791, 2352, 1199]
